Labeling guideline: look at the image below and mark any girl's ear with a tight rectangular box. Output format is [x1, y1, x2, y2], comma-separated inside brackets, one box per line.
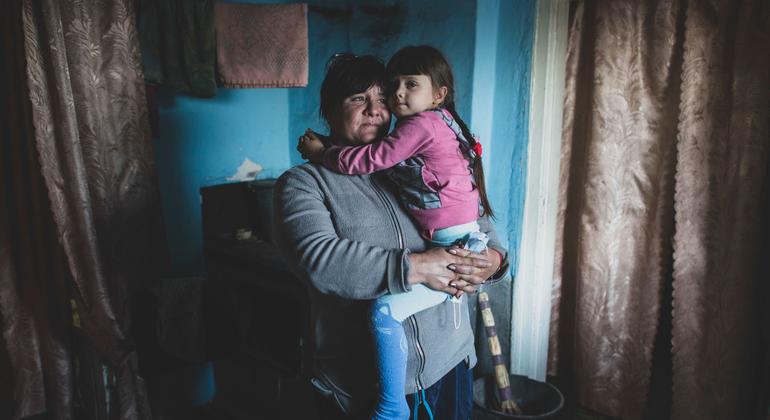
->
[433, 86, 448, 106]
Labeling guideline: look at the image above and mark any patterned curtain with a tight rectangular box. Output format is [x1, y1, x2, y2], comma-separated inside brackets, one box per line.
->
[1, 0, 164, 418]
[1, 2, 74, 418]
[549, 1, 770, 419]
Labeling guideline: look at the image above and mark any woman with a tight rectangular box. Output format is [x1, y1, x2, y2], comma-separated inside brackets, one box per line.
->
[273, 54, 509, 419]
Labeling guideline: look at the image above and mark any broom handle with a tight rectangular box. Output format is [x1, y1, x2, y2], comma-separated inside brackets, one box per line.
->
[478, 292, 514, 404]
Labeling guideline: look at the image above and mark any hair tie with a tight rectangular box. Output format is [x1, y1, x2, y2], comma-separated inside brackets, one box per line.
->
[472, 142, 483, 157]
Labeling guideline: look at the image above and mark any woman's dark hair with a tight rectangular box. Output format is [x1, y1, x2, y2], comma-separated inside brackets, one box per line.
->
[386, 46, 494, 218]
[319, 53, 387, 127]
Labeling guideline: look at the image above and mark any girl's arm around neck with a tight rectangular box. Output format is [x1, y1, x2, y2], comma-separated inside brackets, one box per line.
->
[322, 113, 436, 174]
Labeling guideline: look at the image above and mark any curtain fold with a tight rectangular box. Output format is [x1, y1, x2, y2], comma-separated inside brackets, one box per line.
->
[10, 0, 164, 417]
[550, 1, 770, 419]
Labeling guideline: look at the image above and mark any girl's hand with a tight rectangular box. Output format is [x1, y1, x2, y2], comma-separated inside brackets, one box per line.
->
[297, 129, 326, 163]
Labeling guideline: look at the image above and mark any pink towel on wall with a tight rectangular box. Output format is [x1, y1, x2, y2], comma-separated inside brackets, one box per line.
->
[214, 3, 308, 88]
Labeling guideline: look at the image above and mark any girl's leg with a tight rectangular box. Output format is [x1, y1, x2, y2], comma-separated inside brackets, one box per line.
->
[371, 286, 449, 419]
[371, 221, 488, 419]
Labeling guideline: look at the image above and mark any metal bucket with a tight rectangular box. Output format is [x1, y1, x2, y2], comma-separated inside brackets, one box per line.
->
[473, 374, 564, 419]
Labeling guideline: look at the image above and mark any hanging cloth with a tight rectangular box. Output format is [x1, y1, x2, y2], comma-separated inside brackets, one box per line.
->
[137, 0, 217, 97]
[214, 2, 308, 88]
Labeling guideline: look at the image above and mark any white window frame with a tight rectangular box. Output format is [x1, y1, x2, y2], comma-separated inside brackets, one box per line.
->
[510, 0, 569, 381]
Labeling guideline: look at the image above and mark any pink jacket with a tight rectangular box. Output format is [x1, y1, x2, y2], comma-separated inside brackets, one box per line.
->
[322, 109, 479, 235]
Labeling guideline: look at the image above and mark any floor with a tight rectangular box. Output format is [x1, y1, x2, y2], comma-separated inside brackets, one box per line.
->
[148, 355, 316, 420]
[147, 352, 620, 420]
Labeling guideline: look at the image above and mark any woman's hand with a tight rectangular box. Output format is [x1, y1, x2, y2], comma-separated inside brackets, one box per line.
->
[407, 247, 496, 296]
[297, 129, 326, 163]
[446, 247, 501, 297]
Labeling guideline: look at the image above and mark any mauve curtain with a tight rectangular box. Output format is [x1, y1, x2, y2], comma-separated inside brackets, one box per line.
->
[1, 1, 75, 418]
[671, 1, 770, 419]
[549, 1, 770, 419]
[9, 0, 164, 418]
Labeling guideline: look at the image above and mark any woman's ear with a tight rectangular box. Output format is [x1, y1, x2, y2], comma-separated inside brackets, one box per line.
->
[433, 86, 448, 106]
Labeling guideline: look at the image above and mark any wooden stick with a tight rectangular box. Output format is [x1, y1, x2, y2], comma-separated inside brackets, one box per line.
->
[479, 292, 522, 415]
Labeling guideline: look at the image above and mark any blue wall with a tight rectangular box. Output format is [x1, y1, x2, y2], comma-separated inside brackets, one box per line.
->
[155, 88, 290, 275]
[485, 0, 536, 276]
[466, 0, 536, 379]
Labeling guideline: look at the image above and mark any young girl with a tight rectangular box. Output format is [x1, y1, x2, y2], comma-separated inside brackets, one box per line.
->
[299, 45, 494, 419]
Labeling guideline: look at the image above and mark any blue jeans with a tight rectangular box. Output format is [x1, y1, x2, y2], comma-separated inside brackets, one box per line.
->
[405, 361, 474, 420]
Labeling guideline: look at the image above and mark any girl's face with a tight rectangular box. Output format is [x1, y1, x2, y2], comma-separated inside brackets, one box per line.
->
[329, 84, 391, 146]
[388, 75, 447, 118]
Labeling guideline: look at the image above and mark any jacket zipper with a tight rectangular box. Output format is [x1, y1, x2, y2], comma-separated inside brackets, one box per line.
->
[370, 176, 426, 390]
[408, 316, 426, 390]
[370, 176, 404, 249]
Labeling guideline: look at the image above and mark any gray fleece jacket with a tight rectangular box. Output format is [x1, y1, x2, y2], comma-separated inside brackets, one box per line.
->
[273, 163, 509, 416]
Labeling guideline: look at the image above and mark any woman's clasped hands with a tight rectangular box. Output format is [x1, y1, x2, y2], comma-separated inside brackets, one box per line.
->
[407, 246, 498, 298]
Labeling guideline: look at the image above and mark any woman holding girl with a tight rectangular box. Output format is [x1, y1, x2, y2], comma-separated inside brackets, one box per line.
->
[275, 49, 508, 420]
[297, 45, 499, 419]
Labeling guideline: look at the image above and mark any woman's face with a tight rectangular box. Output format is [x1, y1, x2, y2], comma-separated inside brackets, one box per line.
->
[329, 84, 391, 146]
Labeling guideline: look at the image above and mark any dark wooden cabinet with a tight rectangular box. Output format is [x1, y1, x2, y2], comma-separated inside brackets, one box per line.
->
[200, 180, 310, 378]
